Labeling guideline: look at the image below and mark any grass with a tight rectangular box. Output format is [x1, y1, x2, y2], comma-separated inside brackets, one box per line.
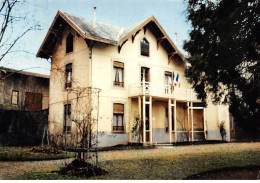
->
[16, 148, 260, 180]
[0, 146, 75, 161]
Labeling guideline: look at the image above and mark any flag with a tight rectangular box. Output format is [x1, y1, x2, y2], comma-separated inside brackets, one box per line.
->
[172, 71, 175, 83]
[174, 73, 179, 86]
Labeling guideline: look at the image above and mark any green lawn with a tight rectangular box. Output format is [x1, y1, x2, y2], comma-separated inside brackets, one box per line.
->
[0, 146, 75, 161]
[16, 148, 260, 180]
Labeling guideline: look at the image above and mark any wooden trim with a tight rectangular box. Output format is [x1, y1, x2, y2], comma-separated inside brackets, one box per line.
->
[50, 30, 62, 45]
[168, 51, 178, 64]
[131, 29, 141, 43]
[157, 36, 166, 50]
[117, 16, 185, 61]
[118, 39, 128, 53]
[143, 26, 147, 35]
[36, 11, 62, 58]
[37, 10, 115, 58]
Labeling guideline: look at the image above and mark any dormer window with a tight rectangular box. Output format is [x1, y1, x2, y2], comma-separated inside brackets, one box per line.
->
[140, 38, 149, 57]
[66, 33, 74, 53]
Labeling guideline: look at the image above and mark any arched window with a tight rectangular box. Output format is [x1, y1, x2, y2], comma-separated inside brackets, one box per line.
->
[140, 38, 149, 57]
[66, 33, 74, 53]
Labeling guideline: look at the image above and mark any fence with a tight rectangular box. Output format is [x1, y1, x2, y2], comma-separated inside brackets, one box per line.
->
[0, 109, 48, 146]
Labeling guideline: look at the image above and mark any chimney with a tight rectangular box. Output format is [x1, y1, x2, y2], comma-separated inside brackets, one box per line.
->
[174, 33, 177, 45]
[93, 7, 96, 27]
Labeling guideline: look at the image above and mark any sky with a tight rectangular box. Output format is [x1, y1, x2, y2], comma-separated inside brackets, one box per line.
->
[0, 0, 191, 75]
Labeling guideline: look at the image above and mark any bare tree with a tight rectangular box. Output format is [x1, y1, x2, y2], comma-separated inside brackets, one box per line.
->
[176, 118, 189, 142]
[47, 64, 101, 165]
[0, 0, 40, 62]
[131, 112, 143, 143]
[68, 86, 101, 164]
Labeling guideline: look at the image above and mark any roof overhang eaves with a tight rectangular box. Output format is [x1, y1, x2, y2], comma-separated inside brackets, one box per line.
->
[118, 16, 186, 62]
[36, 10, 117, 59]
[36, 11, 62, 59]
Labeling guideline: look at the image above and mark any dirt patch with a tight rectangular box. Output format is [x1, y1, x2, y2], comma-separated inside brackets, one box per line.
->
[186, 166, 260, 180]
[58, 159, 107, 178]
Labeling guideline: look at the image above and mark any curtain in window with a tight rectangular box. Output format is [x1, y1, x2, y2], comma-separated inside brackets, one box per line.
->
[114, 68, 117, 82]
[117, 115, 123, 126]
[118, 68, 123, 82]
[67, 71, 72, 82]
[113, 114, 117, 126]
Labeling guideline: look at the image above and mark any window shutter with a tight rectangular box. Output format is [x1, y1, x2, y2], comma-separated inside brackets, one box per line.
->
[113, 61, 124, 68]
[165, 71, 172, 76]
[113, 103, 124, 114]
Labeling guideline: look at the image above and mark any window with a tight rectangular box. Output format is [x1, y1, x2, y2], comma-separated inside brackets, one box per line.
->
[65, 63, 72, 89]
[11, 90, 18, 105]
[164, 71, 172, 85]
[113, 61, 124, 87]
[113, 103, 124, 132]
[64, 104, 72, 133]
[164, 71, 173, 94]
[140, 38, 149, 56]
[165, 107, 174, 132]
[66, 33, 74, 53]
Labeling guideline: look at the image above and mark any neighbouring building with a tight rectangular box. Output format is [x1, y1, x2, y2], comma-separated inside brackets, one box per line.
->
[37, 10, 230, 147]
[0, 67, 49, 146]
[0, 67, 49, 111]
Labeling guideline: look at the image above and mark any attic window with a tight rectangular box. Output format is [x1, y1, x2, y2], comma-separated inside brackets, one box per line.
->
[66, 33, 74, 53]
[141, 38, 149, 57]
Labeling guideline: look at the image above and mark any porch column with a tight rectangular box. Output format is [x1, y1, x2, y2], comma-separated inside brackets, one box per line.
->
[149, 96, 152, 145]
[138, 96, 141, 118]
[138, 96, 142, 143]
[174, 99, 177, 143]
[191, 102, 194, 142]
[143, 95, 146, 145]
[168, 99, 172, 143]
[203, 107, 207, 140]
[187, 102, 190, 142]
[128, 98, 132, 142]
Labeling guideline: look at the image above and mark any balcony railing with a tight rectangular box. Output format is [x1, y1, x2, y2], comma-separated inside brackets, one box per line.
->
[129, 81, 201, 101]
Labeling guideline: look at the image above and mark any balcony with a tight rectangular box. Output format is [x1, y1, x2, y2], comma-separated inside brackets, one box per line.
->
[128, 81, 201, 102]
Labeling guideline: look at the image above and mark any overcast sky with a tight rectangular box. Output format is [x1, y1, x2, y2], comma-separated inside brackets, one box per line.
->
[0, 0, 191, 75]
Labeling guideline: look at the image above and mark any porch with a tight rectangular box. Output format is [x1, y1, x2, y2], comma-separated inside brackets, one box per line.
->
[128, 82, 207, 145]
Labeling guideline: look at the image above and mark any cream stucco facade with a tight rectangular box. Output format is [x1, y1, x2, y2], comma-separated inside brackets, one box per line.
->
[38, 11, 230, 147]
